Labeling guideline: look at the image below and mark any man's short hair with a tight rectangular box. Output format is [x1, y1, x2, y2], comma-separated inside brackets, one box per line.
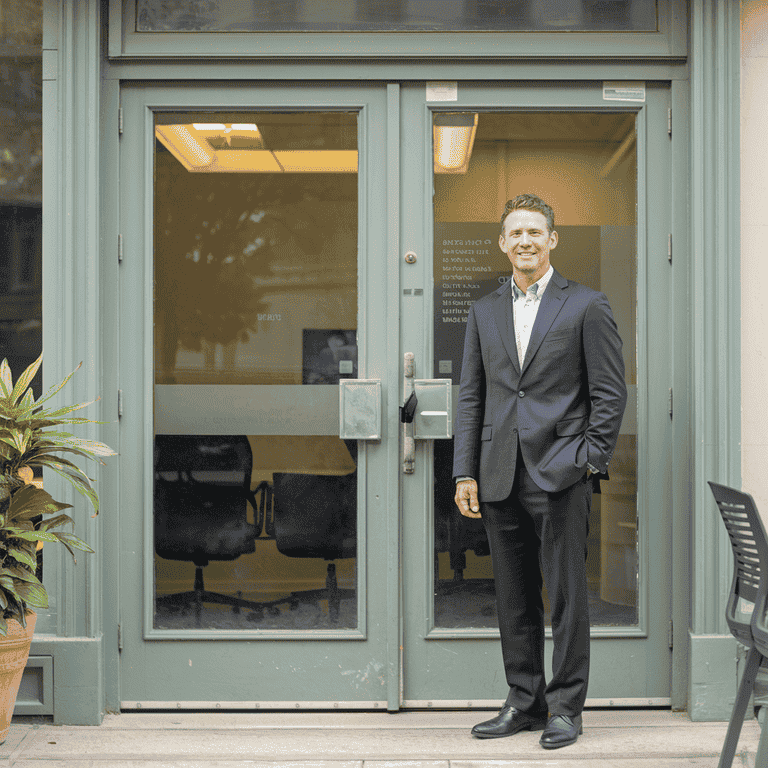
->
[500, 194, 555, 235]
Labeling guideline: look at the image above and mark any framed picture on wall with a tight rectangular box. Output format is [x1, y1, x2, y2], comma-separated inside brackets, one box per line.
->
[302, 329, 358, 384]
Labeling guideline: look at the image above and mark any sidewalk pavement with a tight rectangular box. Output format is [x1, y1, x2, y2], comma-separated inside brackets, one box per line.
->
[0, 709, 762, 767]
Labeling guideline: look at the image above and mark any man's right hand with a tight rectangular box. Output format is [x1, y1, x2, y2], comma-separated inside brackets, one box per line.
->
[455, 478, 481, 519]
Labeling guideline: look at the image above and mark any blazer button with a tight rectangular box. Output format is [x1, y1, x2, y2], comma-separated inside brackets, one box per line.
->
[519, 390, 525, 397]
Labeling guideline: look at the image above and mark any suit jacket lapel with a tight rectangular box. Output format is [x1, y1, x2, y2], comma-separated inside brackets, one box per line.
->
[520, 269, 569, 376]
[492, 279, 521, 376]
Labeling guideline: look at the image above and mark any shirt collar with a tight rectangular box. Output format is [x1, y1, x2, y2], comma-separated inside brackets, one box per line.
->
[512, 265, 554, 299]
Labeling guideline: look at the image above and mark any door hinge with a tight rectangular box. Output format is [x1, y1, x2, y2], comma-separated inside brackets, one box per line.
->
[667, 107, 672, 137]
[118, 389, 124, 418]
[118, 623, 123, 652]
[118, 233, 123, 263]
[118, 107, 124, 136]
[669, 619, 673, 650]
[668, 233, 672, 264]
[668, 388, 673, 419]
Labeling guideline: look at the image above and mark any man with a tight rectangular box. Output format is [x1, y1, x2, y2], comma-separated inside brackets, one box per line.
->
[453, 194, 627, 749]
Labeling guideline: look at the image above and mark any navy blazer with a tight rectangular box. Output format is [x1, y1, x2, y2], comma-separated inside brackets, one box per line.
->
[452, 268, 627, 501]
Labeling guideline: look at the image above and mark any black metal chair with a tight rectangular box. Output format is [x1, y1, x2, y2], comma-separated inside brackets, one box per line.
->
[271, 448, 357, 623]
[708, 481, 768, 768]
[154, 435, 274, 626]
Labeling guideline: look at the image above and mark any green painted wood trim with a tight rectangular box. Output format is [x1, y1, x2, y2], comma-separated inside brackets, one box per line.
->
[385, 82, 403, 712]
[670, 77, 692, 713]
[41, 0, 108, 723]
[30, 637, 104, 725]
[687, 0, 742, 720]
[690, 0, 741, 635]
[688, 633, 739, 722]
[110, 0, 685, 60]
[16, 656, 54, 716]
[104, 60, 689, 83]
[99, 75, 123, 716]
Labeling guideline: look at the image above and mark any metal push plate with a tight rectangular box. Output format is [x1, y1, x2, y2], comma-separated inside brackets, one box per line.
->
[339, 380, 382, 440]
[413, 379, 452, 439]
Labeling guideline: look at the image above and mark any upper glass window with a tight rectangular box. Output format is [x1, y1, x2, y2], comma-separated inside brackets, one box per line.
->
[136, 0, 658, 33]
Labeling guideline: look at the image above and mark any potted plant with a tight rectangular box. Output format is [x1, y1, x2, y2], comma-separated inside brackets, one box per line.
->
[0, 353, 114, 741]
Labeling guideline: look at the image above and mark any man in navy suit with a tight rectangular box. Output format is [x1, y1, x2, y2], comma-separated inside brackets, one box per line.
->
[453, 194, 627, 749]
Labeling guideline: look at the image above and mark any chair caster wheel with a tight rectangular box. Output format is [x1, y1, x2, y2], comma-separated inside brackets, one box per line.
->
[267, 606, 281, 616]
[246, 610, 264, 622]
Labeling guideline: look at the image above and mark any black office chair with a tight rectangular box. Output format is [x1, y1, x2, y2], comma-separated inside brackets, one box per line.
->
[433, 440, 493, 599]
[708, 481, 768, 768]
[154, 434, 274, 626]
[271, 444, 357, 623]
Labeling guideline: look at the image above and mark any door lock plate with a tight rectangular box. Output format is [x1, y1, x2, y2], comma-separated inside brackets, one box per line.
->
[413, 379, 452, 439]
[339, 380, 382, 440]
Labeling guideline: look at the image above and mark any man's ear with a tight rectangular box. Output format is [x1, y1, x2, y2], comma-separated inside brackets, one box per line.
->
[549, 229, 558, 250]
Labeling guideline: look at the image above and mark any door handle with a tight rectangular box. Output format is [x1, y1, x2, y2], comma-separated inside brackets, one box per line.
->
[402, 353, 453, 474]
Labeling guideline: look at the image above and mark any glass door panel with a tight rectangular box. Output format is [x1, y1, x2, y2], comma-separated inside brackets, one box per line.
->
[432, 111, 638, 631]
[152, 111, 360, 631]
[401, 82, 672, 707]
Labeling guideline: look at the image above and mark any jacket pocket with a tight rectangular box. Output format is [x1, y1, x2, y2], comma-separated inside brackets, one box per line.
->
[556, 417, 588, 436]
[481, 425, 493, 441]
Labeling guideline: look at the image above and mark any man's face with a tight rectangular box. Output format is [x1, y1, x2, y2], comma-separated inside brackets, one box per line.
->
[499, 209, 558, 283]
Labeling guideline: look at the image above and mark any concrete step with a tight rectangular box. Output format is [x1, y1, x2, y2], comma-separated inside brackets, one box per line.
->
[1, 710, 762, 767]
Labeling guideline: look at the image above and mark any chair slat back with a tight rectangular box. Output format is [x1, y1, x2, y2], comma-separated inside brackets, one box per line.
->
[708, 482, 768, 647]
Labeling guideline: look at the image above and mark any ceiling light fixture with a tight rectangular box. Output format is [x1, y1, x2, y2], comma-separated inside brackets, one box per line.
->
[155, 123, 357, 173]
[434, 113, 479, 174]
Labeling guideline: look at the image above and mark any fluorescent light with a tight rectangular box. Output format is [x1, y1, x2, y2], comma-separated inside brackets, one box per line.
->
[155, 125, 215, 171]
[274, 150, 358, 173]
[155, 123, 357, 173]
[434, 113, 478, 174]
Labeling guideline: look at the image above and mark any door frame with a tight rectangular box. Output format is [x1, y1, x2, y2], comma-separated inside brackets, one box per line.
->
[57, 13, 737, 722]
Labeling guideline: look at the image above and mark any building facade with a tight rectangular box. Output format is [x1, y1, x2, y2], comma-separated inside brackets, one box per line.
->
[4, 0, 754, 723]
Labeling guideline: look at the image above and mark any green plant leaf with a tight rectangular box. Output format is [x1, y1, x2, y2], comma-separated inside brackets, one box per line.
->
[46, 436, 117, 458]
[0, 359, 12, 398]
[41, 460, 100, 514]
[18, 389, 35, 411]
[7, 530, 59, 543]
[31, 361, 81, 408]
[34, 399, 98, 421]
[1, 565, 41, 585]
[8, 486, 73, 520]
[54, 532, 94, 554]
[0, 615, 8, 637]
[9, 549, 37, 571]
[14, 581, 48, 608]
[39, 513, 75, 532]
[8, 353, 42, 407]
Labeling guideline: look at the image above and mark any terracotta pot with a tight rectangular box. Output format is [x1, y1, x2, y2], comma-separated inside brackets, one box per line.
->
[0, 612, 36, 744]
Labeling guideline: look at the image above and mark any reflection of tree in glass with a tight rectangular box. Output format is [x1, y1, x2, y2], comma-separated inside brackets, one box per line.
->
[154, 153, 355, 381]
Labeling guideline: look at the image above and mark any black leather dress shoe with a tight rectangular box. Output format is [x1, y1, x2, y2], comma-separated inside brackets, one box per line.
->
[539, 713, 583, 749]
[471, 707, 548, 739]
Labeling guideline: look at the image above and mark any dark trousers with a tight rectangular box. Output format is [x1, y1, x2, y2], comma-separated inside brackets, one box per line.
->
[482, 455, 592, 718]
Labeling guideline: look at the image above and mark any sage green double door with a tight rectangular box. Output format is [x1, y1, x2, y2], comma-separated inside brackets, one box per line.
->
[118, 80, 673, 709]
